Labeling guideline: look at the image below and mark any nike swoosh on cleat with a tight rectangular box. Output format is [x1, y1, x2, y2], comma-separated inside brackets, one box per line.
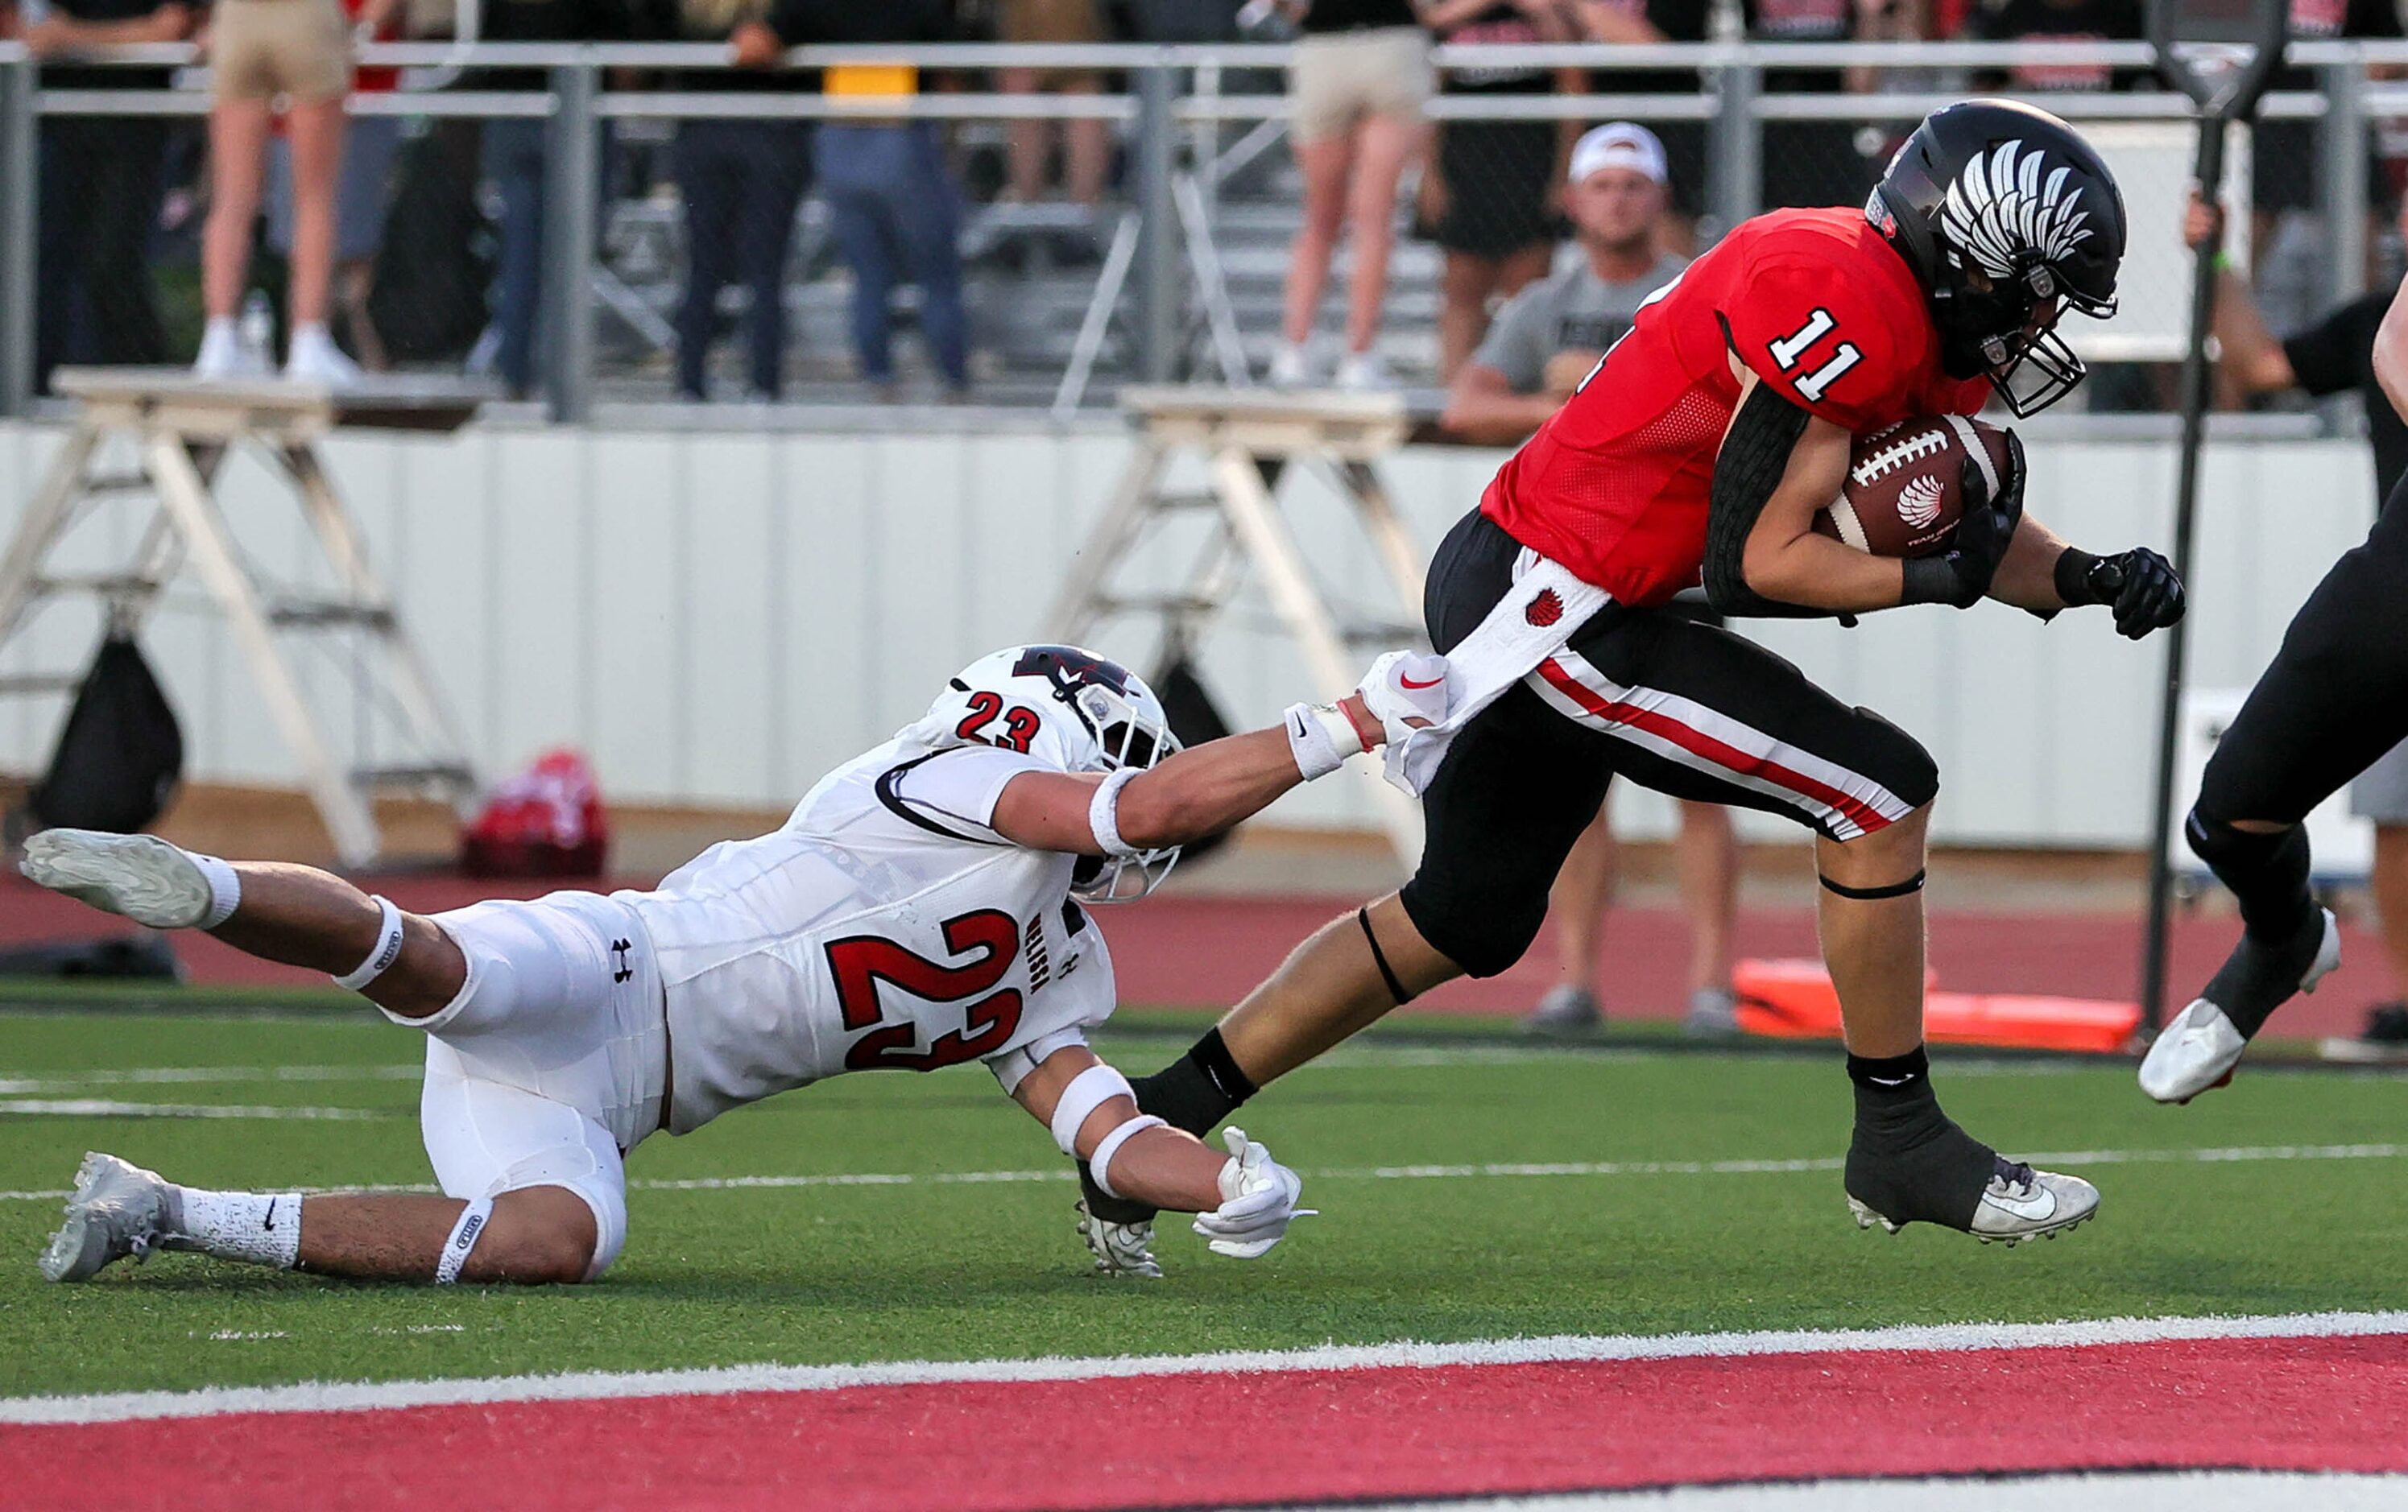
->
[1866, 1075, 1914, 1087]
[1983, 1188, 2058, 1223]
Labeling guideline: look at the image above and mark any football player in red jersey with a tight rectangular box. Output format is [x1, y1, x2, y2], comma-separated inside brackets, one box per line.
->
[1075, 100, 2188, 1271]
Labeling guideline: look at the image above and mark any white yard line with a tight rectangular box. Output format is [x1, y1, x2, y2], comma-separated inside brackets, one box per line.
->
[2, 1141, 2403, 1207]
[0, 1066, 424, 1094]
[5, 1309, 2404, 1427]
[0, 1100, 388, 1121]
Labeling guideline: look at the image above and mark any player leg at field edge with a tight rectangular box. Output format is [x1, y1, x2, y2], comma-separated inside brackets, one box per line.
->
[23, 832, 602, 1283]
[1121, 796, 2091, 1242]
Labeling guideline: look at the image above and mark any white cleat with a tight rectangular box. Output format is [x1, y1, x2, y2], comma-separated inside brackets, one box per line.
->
[1075, 1200, 1162, 1279]
[41, 1152, 173, 1283]
[2139, 908, 2342, 1105]
[1967, 1163, 2098, 1246]
[1847, 1158, 2098, 1247]
[19, 830, 213, 929]
[1192, 1126, 1311, 1259]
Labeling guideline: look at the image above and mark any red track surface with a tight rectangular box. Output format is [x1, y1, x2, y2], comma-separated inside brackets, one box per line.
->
[2, 872, 2380, 1040]
[8, 1333, 2405, 1510]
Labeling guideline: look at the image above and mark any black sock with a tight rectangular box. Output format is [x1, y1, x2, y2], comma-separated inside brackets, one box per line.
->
[2200, 909, 2328, 1039]
[1843, 1047, 1996, 1231]
[2187, 811, 2316, 945]
[1132, 1027, 1258, 1138]
[1078, 1030, 1260, 1227]
[2186, 812, 2325, 1037]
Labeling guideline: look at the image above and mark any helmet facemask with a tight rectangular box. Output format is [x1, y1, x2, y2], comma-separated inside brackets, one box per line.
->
[1937, 258, 2117, 419]
[1063, 680, 1183, 903]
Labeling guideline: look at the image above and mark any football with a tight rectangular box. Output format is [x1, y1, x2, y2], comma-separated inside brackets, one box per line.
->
[1814, 415, 2013, 559]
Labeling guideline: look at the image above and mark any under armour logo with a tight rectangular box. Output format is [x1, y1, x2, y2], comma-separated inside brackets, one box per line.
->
[611, 940, 634, 984]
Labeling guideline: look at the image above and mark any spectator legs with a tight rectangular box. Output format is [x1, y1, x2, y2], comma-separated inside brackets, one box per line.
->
[733, 122, 811, 401]
[1340, 113, 1420, 359]
[204, 101, 276, 324]
[482, 120, 548, 399]
[888, 124, 970, 394]
[819, 123, 971, 396]
[1281, 130, 1352, 351]
[36, 119, 172, 388]
[673, 121, 745, 401]
[284, 97, 348, 331]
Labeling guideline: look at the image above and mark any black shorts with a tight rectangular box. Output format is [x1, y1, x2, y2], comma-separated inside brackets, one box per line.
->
[2199, 478, 2408, 826]
[1397, 510, 1939, 977]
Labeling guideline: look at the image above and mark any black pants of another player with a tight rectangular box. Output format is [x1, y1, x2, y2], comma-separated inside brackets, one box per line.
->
[1396, 510, 1941, 979]
[2195, 482, 2408, 832]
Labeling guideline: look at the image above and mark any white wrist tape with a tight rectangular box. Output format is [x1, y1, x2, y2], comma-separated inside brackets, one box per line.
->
[1089, 1114, 1167, 1201]
[1086, 766, 1144, 861]
[333, 896, 407, 992]
[1049, 1063, 1135, 1156]
[1284, 701, 1364, 781]
[434, 1196, 493, 1285]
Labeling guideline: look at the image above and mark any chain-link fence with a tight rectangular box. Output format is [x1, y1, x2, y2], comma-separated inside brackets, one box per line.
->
[2, 38, 2405, 419]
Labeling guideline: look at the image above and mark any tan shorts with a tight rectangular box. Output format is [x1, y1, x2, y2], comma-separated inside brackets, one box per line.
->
[1289, 27, 1433, 145]
[213, 0, 351, 105]
[1001, 0, 1105, 44]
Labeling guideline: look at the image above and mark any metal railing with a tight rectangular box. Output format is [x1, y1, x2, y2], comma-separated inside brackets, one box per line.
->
[6, 38, 2407, 423]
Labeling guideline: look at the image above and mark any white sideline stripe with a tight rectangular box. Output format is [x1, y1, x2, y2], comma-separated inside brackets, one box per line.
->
[0, 1065, 424, 1094]
[5, 1309, 2405, 1427]
[2, 1141, 2402, 1206]
[0, 1101, 385, 1121]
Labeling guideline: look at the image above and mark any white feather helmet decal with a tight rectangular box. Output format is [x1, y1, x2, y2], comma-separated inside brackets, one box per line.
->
[1937, 138, 2095, 279]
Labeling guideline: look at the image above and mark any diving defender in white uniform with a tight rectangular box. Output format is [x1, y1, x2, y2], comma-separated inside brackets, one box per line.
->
[28, 644, 1444, 1287]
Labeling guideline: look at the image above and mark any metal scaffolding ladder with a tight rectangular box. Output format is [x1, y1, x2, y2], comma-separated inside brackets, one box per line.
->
[0, 369, 484, 866]
[1044, 386, 1429, 861]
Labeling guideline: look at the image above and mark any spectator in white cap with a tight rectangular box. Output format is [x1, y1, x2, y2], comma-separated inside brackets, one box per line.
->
[1442, 122, 1684, 444]
[1442, 119, 1742, 1043]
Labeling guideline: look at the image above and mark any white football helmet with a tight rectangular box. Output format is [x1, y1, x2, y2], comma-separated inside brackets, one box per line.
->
[904, 645, 1182, 901]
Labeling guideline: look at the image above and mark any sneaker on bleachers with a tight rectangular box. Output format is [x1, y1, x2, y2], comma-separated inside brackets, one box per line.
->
[283, 324, 360, 388]
[1335, 350, 1392, 391]
[193, 320, 269, 382]
[1266, 341, 1314, 388]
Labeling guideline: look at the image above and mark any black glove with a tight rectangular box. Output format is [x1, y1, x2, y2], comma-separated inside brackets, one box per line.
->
[2055, 545, 2186, 639]
[1901, 430, 2025, 609]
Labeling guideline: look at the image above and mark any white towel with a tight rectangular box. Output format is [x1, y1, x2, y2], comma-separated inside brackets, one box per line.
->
[1384, 551, 1610, 795]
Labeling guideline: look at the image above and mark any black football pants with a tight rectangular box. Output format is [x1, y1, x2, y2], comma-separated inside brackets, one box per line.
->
[1397, 511, 1940, 979]
[2195, 480, 2408, 829]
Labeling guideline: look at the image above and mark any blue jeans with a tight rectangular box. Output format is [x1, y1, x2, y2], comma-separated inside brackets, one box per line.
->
[481, 118, 548, 397]
[813, 123, 969, 390]
[674, 118, 812, 399]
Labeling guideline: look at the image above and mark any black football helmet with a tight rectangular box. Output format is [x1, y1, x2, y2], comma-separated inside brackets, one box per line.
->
[1867, 99, 2126, 416]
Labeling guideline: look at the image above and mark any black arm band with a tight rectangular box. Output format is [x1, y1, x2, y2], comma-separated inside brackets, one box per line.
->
[1358, 906, 1414, 1006]
[2052, 547, 2104, 605]
[1819, 868, 1926, 901]
[1703, 381, 1832, 620]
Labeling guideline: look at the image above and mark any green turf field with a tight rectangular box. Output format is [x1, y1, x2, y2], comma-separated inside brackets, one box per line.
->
[4, 1005, 2406, 1401]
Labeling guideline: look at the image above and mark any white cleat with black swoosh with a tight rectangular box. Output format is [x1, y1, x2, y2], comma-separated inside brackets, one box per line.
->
[1850, 1157, 2098, 1246]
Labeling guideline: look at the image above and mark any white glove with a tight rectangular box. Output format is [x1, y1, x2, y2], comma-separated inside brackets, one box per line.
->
[1356, 651, 1449, 745]
[1191, 1126, 1311, 1259]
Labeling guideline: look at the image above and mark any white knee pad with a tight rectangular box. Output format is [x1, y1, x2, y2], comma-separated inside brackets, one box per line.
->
[421, 1069, 630, 1281]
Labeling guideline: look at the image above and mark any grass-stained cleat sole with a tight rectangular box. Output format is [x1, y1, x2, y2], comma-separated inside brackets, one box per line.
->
[40, 1151, 172, 1283]
[1074, 1200, 1162, 1279]
[19, 830, 213, 931]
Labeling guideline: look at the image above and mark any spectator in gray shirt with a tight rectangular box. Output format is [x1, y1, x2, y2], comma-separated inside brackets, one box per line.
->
[1442, 122, 1741, 1042]
[1442, 121, 1686, 444]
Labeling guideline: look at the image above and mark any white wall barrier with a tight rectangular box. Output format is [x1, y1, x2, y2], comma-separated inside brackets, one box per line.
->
[0, 419, 2379, 849]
